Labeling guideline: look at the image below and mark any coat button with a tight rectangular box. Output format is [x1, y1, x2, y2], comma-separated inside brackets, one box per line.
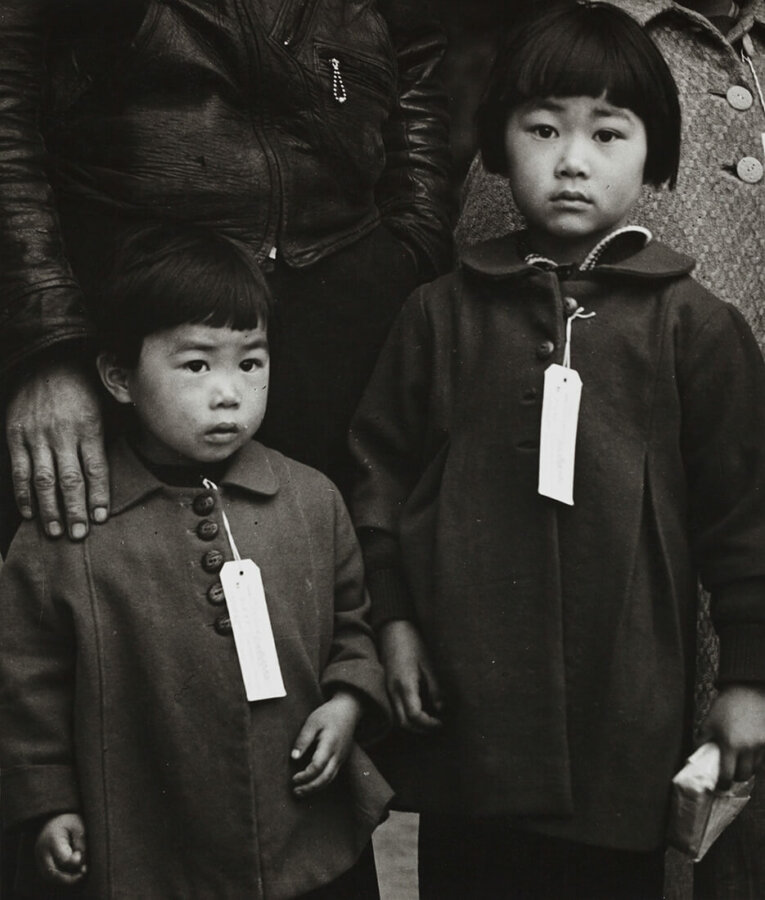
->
[727, 85, 753, 110]
[207, 582, 226, 606]
[201, 549, 225, 573]
[197, 519, 219, 541]
[193, 493, 216, 516]
[214, 614, 233, 636]
[536, 340, 555, 360]
[563, 296, 579, 316]
[736, 156, 763, 184]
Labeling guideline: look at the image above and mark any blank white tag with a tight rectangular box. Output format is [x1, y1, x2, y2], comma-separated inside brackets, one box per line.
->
[220, 559, 286, 701]
[538, 363, 582, 506]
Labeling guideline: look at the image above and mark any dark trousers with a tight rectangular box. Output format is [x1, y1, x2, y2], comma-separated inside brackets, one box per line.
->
[259, 224, 419, 498]
[418, 814, 665, 900]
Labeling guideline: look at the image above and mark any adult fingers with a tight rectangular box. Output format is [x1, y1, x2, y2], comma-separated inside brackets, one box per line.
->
[28, 443, 64, 538]
[7, 425, 34, 520]
[80, 430, 110, 525]
[53, 441, 90, 540]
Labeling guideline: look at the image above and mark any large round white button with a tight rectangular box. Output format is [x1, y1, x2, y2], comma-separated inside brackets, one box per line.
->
[736, 156, 764, 184]
[727, 85, 754, 110]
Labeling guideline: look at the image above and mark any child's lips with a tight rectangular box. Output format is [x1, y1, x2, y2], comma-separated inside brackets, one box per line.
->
[205, 423, 241, 441]
[551, 190, 592, 204]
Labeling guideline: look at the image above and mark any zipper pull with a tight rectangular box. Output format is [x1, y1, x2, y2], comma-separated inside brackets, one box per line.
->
[330, 57, 347, 104]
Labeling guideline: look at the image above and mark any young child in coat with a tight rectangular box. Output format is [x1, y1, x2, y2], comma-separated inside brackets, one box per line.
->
[0, 225, 392, 899]
[349, 6, 765, 898]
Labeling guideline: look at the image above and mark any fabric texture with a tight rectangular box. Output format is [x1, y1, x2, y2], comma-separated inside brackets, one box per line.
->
[0, 439, 392, 899]
[349, 232, 765, 851]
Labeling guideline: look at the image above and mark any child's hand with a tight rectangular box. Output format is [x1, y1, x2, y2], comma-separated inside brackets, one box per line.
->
[35, 812, 87, 885]
[378, 619, 444, 733]
[699, 684, 765, 789]
[291, 690, 362, 798]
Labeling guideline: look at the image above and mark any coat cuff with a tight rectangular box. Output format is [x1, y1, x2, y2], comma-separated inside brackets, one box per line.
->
[717, 624, 765, 685]
[1, 765, 80, 830]
[365, 567, 416, 630]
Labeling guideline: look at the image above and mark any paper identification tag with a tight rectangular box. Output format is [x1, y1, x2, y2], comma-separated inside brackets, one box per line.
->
[220, 559, 286, 701]
[538, 363, 583, 506]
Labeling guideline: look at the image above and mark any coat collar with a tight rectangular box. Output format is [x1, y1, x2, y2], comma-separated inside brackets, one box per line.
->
[109, 437, 280, 515]
[604, 0, 765, 35]
[460, 229, 695, 282]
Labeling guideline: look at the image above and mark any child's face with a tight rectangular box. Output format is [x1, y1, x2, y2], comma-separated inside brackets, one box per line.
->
[504, 94, 648, 262]
[107, 323, 270, 465]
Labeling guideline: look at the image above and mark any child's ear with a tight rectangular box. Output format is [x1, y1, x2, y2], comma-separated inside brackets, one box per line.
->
[96, 353, 134, 405]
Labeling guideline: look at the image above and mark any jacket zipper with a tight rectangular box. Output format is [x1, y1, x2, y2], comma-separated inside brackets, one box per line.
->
[281, 0, 319, 50]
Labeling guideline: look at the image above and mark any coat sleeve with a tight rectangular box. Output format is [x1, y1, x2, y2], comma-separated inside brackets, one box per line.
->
[0, 0, 89, 382]
[349, 287, 436, 628]
[678, 297, 765, 684]
[320, 489, 391, 743]
[374, 0, 453, 281]
[0, 523, 80, 829]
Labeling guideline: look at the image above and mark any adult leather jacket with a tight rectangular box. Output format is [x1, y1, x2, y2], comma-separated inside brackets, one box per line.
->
[0, 0, 452, 377]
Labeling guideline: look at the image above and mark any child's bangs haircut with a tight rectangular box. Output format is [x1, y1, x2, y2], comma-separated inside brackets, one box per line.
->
[99, 224, 274, 366]
[477, 3, 681, 188]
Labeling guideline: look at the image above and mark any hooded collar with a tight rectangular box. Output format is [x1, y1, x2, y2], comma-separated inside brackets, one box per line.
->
[460, 229, 695, 282]
[109, 437, 279, 515]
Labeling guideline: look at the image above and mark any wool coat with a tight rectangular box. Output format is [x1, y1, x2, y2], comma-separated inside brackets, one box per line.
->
[456, 0, 765, 344]
[0, 439, 392, 899]
[349, 232, 765, 851]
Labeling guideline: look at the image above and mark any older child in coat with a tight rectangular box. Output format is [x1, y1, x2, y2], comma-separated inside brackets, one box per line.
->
[350, 6, 765, 898]
[0, 226, 391, 899]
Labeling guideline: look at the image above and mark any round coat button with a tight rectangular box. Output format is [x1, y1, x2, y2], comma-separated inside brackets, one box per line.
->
[207, 582, 226, 605]
[197, 519, 219, 541]
[736, 156, 764, 184]
[563, 296, 579, 315]
[214, 614, 233, 636]
[193, 493, 216, 516]
[727, 85, 753, 110]
[536, 340, 555, 360]
[201, 549, 225, 573]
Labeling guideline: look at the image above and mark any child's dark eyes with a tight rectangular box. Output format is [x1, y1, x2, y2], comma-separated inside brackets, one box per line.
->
[530, 124, 557, 139]
[240, 358, 265, 372]
[183, 360, 209, 373]
[594, 129, 621, 143]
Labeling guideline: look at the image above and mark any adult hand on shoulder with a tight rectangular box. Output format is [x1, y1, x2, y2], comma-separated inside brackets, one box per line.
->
[35, 813, 87, 885]
[6, 359, 109, 539]
[378, 619, 444, 734]
[700, 683, 765, 789]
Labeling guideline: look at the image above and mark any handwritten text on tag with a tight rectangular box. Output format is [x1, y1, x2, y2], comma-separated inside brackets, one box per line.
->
[220, 559, 286, 701]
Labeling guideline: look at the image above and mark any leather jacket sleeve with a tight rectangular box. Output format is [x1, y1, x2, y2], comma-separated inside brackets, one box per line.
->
[376, 0, 454, 281]
[0, 0, 90, 382]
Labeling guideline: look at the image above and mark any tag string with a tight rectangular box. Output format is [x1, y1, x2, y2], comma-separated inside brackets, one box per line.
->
[563, 307, 596, 369]
[202, 478, 241, 561]
[742, 46, 765, 117]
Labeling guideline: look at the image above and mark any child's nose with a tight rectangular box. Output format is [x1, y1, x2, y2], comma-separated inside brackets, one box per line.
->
[210, 379, 241, 408]
[556, 138, 590, 177]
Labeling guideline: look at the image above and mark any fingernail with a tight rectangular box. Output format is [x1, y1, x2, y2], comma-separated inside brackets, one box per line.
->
[291, 749, 300, 759]
[93, 507, 108, 524]
[71, 523, 87, 540]
[19, 506, 33, 520]
[47, 521, 63, 537]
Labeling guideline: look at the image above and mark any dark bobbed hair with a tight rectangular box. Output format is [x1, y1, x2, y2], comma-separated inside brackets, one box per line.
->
[97, 224, 275, 367]
[476, 3, 681, 188]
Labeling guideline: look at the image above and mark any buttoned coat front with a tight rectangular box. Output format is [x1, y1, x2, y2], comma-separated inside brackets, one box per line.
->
[350, 235, 765, 851]
[0, 440, 392, 899]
